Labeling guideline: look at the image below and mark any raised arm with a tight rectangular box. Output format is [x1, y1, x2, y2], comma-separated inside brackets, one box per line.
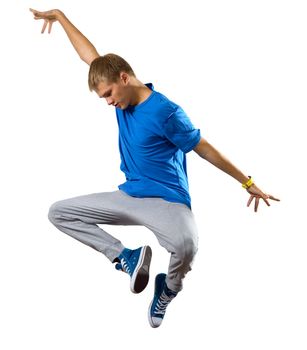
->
[30, 8, 99, 65]
[194, 137, 280, 212]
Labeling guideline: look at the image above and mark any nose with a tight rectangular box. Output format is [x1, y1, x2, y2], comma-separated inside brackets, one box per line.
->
[106, 97, 114, 106]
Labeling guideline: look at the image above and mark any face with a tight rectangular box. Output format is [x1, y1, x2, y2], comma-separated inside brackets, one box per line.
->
[95, 73, 131, 110]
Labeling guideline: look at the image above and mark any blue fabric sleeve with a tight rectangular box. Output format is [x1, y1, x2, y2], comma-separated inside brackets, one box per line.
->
[164, 107, 201, 153]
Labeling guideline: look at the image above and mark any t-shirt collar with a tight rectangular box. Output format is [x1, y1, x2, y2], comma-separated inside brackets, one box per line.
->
[127, 83, 155, 112]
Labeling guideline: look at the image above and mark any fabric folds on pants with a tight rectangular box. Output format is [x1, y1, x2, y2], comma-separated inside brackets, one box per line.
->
[48, 190, 198, 292]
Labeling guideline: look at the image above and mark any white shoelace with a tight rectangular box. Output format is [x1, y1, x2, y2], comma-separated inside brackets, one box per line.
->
[154, 290, 176, 315]
[120, 258, 131, 275]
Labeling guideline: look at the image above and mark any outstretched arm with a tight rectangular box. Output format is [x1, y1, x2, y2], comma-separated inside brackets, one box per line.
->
[30, 8, 99, 65]
[193, 137, 280, 212]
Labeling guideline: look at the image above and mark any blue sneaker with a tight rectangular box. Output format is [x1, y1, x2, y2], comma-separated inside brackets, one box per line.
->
[116, 246, 152, 294]
[148, 273, 177, 328]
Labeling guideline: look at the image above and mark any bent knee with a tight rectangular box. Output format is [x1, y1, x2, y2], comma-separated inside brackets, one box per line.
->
[174, 237, 198, 263]
[48, 200, 65, 224]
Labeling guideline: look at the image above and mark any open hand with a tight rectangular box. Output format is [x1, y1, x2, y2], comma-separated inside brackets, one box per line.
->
[30, 8, 62, 34]
[246, 184, 280, 212]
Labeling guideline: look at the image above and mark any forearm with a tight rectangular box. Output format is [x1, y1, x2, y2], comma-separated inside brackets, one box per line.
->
[193, 138, 280, 211]
[57, 11, 99, 65]
[195, 139, 249, 184]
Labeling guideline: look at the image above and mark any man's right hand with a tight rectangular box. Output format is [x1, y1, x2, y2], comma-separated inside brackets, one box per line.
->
[30, 8, 99, 65]
[30, 8, 63, 34]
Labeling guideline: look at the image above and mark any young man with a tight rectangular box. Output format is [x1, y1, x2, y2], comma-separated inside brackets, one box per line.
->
[30, 8, 279, 328]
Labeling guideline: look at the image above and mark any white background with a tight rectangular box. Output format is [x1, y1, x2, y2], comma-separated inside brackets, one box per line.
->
[1, 0, 306, 349]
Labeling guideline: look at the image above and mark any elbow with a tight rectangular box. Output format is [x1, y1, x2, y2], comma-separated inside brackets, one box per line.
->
[80, 51, 100, 66]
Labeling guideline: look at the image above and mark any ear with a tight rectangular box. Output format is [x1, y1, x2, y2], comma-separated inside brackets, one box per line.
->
[120, 72, 130, 85]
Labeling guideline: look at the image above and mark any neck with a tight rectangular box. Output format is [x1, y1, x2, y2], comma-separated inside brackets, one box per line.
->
[129, 78, 152, 106]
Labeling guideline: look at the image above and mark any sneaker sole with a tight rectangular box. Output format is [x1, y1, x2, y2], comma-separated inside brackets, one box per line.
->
[130, 245, 152, 293]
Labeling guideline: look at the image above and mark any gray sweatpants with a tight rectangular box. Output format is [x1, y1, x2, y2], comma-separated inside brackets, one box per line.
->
[48, 190, 198, 292]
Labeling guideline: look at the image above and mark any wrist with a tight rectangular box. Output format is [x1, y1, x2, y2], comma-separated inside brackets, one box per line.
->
[54, 9, 65, 21]
[242, 176, 254, 189]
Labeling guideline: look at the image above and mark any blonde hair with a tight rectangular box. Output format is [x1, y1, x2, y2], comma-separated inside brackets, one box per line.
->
[88, 53, 135, 91]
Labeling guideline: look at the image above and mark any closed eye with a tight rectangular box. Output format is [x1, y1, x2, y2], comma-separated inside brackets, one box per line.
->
[102, 90, 112, 98]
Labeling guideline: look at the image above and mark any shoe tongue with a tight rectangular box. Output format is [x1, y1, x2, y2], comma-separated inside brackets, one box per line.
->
[164, 283, 177, 297]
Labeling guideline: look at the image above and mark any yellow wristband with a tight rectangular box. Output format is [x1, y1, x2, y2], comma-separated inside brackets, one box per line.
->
[242, 176, 254, 189]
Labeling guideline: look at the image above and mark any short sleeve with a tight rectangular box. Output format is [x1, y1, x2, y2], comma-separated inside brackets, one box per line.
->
[164, 107, 201, 153]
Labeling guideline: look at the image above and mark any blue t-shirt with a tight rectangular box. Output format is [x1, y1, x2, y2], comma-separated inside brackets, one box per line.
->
[116, 83, 201, 209]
